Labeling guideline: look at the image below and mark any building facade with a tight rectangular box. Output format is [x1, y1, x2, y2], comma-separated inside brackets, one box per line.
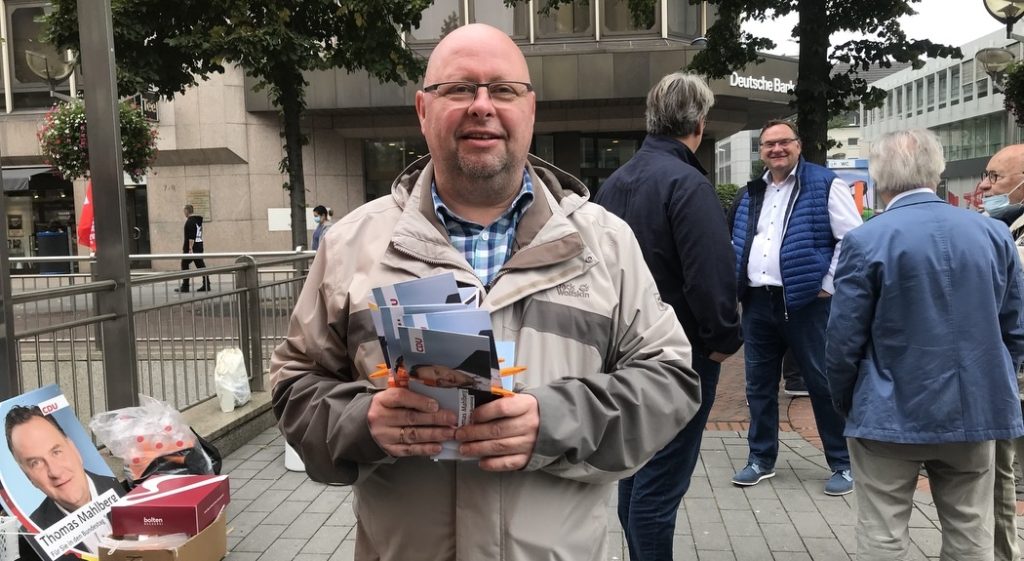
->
[862, 29, 1023, 209]
[0, 0, 799, 269]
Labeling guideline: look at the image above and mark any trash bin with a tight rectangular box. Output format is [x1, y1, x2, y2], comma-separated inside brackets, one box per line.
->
[36, 231, 71, 274]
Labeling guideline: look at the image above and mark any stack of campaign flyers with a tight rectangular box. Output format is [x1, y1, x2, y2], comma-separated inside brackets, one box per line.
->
[369, 272, 518, 460]
[0, 385, 126, 561]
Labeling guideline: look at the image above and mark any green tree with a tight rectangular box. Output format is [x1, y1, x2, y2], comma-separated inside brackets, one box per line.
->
[1004, 62, 1024, 129]
[688, 0, 961, 164]
[46, 0, 432, 249]
[715, 183, 740, 211]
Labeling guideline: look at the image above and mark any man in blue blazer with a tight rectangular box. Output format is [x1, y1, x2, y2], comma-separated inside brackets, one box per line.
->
[826, 129, 1024, 560]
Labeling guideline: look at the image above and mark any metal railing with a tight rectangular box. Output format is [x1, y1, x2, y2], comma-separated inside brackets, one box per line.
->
[4, 251, 314, 426]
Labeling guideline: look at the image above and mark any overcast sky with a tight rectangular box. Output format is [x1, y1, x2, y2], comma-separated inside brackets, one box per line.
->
[743, 0, 1006, 56]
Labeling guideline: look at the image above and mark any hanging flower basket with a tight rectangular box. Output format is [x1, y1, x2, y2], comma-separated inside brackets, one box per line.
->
[36, 99, 158, 183]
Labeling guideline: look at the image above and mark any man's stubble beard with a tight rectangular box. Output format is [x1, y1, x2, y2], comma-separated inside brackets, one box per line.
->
[444, 146, 523, 206]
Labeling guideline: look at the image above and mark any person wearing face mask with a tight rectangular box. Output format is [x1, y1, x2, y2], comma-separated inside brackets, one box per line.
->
[979, 143, 1024, 561]
[311, 205, 333, 251]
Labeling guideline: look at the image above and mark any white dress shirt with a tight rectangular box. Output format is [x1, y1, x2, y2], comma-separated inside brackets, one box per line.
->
[745, 165, 862, 295]
[885, 188, 933, 211]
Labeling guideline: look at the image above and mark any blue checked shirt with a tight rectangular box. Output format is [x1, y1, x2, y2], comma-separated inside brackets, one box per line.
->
[432, 170, 535, 286]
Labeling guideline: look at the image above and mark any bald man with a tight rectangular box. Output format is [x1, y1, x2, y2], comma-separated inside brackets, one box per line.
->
[980, 143, 1024, 561]
[269, 24, 699, 561]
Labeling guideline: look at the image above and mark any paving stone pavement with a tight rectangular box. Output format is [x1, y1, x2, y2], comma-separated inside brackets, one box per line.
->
[222, 424, 1019, 561]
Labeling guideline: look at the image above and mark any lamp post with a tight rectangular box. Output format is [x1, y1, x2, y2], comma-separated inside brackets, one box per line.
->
[981, 0, 1024, 143]
[984, 0, 1024, 39]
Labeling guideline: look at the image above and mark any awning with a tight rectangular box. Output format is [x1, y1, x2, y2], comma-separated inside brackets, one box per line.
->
[2, 166, 54, 193]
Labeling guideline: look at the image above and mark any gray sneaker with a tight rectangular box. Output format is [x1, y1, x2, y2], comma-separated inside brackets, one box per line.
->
[824, 469, 854, 496]
[731, 463, 776, 486]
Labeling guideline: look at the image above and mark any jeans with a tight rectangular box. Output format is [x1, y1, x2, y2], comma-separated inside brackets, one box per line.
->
[741, 288, 849, 471]
[618, 353, 720, 561]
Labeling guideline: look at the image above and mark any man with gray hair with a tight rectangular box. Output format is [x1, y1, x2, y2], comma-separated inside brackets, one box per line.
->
[827, 129, 1024, 560]
[595, 72, 741, 561]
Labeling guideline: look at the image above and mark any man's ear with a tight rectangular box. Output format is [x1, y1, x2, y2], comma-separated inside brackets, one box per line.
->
[415, 91, 427, 129]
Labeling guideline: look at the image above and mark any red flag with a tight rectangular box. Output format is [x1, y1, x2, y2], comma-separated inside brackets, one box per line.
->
[77, 179, 95, 251]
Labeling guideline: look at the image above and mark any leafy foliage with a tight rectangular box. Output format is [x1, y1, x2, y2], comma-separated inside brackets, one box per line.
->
[37, 100, 157, 183]
[1004, 62, 1024, 129]
[716, 183, 741, 211]
[45, 0, 433, 248]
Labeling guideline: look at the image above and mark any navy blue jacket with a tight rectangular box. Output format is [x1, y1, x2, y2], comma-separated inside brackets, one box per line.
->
[594, 135, 741, 357]
[827, 191, 1024, 443]
[732, 159, 837, 310]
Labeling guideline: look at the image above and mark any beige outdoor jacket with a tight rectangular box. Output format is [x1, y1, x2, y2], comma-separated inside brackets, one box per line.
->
[270, 156, 700, 561]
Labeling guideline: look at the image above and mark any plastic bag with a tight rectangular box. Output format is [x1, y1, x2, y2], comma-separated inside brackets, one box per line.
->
[214, 347, 251, 413]
[89, 395, 215, 483]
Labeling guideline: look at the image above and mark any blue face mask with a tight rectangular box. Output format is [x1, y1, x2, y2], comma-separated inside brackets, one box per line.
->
[314, 215, 322, 224]
[983, 179, 1024, 213]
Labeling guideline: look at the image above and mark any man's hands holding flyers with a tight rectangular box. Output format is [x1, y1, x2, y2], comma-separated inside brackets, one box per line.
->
[455, 392, 539, 471]
[368, 388, 539, 471]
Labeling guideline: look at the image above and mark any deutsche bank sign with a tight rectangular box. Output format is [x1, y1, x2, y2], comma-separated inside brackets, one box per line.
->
[729, 72, 794, 93]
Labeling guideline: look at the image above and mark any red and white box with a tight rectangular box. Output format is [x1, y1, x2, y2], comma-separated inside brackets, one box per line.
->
[110, 475, 230, 537]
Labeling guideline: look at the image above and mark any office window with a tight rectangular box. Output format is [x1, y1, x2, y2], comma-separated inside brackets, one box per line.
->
[848, 138, 859, 146]
[470, 1, 528, 38]
[537, 1, 592, 38]
[667, 1, 701, 37]
[750, 137, 760, 154]
[408, 0, 463, 42]
[915, 79, 924, 115]
[962, 60, 974, 102]
[977, 76, 989, 99]
[938, 71, 947, 108]
[896, 88, 903, 117]
[905, 84, 913, 117]
[602, 0, 656, 34]
[887, 91, 894, 117]
[926, 74, 935, 111]
[364, 138, 429, 201]
[950, 66, 960, 105]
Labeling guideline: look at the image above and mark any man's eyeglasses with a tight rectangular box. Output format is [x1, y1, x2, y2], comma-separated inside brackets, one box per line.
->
[423, 81, 534, 104]
[760, 138, 799, 149]
[982, 170, 1022, 182]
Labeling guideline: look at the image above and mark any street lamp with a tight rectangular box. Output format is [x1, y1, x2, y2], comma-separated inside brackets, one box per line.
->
[984, 0, 1024, 38]
[25, 48, 77, 102]
[977, 47, 1016, 92]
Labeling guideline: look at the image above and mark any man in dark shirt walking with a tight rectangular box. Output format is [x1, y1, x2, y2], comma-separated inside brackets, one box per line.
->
[176, 204, 209, 293]
[595, 71, 742, 561]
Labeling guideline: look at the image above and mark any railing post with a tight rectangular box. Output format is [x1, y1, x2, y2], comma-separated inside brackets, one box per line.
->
[235, 256, 264, 391]
[0, 166, 20, 399]
[78, 0, 139, 409]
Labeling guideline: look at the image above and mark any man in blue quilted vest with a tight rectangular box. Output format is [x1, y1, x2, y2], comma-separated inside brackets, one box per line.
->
[730, 120, 862, 495]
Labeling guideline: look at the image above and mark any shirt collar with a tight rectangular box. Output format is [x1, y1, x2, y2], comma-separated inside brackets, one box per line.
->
[885, 187, 935, 210]
[762, 163, 799, 187]
[431, 169, 535, 228]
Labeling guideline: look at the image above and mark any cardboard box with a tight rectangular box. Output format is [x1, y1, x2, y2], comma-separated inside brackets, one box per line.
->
[100, 511, 226, 561]
[111, 475, 229, 537]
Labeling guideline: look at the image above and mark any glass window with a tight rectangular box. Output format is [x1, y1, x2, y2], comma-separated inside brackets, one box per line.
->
[471, 1, 528, 38]
[990, 113, 1005, 154]
[887, 91, 894, 117]
[938, 71, 947, 108]
[963, 81, 974, 103]
[896, 88, 903, 116]
[904, 84, 913, 117]
[950, 66, 960, 105]
[364, 139, 429, 201]
[926, 75, 935, 110]
[602, 0, 656, 33]
[977, 77, 989, 99]
[750, 137, 760, 154]
[848, 138, 859, 146]
[408, 0, 463, 42]
[537, 1, 593, 38]
[532, 135, 555, 163]
[667, 1, 701, 37]
[915, 79, 924, 115]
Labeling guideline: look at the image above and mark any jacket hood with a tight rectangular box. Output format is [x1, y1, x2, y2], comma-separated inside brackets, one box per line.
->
[389, 154, 590, 214]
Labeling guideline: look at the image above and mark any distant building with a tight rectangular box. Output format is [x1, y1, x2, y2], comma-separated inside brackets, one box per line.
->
[0, 1, 800, 268]
[862, 29, 1023, 210]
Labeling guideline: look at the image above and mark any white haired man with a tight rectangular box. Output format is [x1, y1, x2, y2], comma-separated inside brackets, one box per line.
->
[827, 129, 1024, 560]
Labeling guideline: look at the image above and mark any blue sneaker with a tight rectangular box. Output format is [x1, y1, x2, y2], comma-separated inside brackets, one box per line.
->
[824, 469, 854, 496]
[731, 463, 776, 486]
